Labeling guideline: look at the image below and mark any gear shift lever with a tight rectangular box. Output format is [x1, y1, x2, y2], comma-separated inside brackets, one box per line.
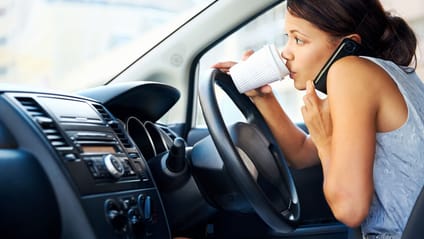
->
[166, 137, 186, 173]
[147, 137, 189, 191]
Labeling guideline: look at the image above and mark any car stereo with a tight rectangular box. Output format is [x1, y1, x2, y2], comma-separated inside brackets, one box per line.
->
[7, 93, 171, 238]
[14, 95, 154, 195]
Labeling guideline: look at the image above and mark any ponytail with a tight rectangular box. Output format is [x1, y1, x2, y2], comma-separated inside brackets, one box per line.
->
[375, 13, 417, 67]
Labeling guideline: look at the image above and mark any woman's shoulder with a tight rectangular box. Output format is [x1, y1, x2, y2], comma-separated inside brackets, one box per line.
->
[329, 56, 388, 80]
[326, 56, 389, 97]
[326, 56, 411, 133]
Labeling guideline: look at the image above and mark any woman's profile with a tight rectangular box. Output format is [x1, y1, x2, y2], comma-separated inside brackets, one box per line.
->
[213, 0, 424, 238]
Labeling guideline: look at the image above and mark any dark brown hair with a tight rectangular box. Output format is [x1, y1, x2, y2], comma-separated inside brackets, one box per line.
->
[287, 0, 417, 67]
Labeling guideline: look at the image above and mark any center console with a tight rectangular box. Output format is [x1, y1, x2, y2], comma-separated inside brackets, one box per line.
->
[8, 93, 171, 239]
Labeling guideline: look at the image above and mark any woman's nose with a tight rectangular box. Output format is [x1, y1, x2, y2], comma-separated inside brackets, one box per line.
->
[281, 46, 293, 61]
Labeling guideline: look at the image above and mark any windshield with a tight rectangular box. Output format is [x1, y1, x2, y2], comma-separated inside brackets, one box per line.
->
[1, 0, 211, 92]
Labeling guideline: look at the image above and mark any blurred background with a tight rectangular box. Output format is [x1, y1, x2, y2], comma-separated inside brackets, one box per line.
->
[1, 0, 423, 124]
[0, 0, 210, 91]
[1, 0, 422, 90]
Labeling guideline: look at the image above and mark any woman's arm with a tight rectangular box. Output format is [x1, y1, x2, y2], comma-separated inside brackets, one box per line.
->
[306, 56, 378, 227]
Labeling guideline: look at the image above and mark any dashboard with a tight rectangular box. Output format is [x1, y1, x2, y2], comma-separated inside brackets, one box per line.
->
[0, 79, 343, 239]
[0, 82, 180, 239]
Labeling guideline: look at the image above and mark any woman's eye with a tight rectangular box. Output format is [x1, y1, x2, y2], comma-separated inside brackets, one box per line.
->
[295, 37, 304, 45]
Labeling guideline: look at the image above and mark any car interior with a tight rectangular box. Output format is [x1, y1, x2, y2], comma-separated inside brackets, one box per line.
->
[0, 0, 422, 239]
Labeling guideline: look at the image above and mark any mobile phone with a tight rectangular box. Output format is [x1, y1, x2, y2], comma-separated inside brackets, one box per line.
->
[313, 38, 364, 94]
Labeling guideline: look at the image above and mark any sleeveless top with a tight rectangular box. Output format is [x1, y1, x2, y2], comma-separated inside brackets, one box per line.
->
[360, 57, 424, 236]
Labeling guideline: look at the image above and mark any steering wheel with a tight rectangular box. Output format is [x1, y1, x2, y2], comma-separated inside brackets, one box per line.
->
[198, 69, 300, 233]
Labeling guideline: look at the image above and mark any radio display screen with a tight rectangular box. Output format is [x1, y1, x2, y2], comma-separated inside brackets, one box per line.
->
[82, 145, 116, 154]
[38, 97, 102, 123]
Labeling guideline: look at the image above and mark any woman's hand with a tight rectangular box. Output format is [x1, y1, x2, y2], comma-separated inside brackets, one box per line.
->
[211, 49, 254, 73]
[301, 81, 332, 160]
[211, 49, 273, 97]
[211, 61, 237, 74]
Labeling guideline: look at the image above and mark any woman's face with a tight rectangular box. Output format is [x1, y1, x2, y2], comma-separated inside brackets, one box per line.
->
[282, 10, 341, 90]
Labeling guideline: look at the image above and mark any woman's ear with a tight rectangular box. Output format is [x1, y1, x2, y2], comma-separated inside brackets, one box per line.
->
[347, 34, 362, 44]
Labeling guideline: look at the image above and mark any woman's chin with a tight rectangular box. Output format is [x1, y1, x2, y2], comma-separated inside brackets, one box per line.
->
[293, 81, 306, 91]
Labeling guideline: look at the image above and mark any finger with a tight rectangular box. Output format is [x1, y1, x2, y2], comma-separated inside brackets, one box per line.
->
[241, 49, 254, 61]
[245, 85, 272, 97]
[259, 85, 272, 94]
[305, 80, 322, 104]
[306, 80, 315, 95]
[211, 61, 237, 69]
[301, 105, 307, 114]
[302, 93, 312, 108]
[302, 93, 320, 119]
[301, 105, 310, 122]
[211, 62, 238, 74]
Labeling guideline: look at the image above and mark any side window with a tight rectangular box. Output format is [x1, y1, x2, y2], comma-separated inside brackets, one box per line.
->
[196, 2, 304, 127]
[196, 1, 424, 128]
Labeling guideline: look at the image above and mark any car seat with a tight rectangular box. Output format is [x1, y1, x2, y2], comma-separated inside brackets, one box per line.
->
[401, 186, 424, 239]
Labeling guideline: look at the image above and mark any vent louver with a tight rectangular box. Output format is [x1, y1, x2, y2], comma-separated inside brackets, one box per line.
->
[157, 124, 177, 141]
[15, 97, 72, 151]
[93, 104, 113, 122]
[92, 104, 132, 148]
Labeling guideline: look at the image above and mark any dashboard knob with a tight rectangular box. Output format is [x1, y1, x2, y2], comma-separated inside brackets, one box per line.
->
[104, 199, 128, 232]
[137, 194, 152, 223]
[104, 154, 125, 178]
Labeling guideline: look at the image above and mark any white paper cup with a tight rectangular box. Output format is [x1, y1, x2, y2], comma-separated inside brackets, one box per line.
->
[229, 44, 289, 93]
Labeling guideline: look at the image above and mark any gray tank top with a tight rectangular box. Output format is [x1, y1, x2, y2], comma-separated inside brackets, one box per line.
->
[360, 57, 424, 236]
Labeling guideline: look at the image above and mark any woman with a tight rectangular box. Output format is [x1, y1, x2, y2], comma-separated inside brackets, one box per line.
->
[213, 0, 424, 238]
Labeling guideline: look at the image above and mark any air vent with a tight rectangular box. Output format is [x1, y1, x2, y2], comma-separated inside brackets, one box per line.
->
[92, 104, 133, 148]
[93, 104, 113, 122]
[16, 97, 48, 118]
[157, 124, 177, 141]
[15, 97, 72, 151]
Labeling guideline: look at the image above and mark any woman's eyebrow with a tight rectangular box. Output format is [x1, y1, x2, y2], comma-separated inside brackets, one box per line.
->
[288, 29, 311, 38]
